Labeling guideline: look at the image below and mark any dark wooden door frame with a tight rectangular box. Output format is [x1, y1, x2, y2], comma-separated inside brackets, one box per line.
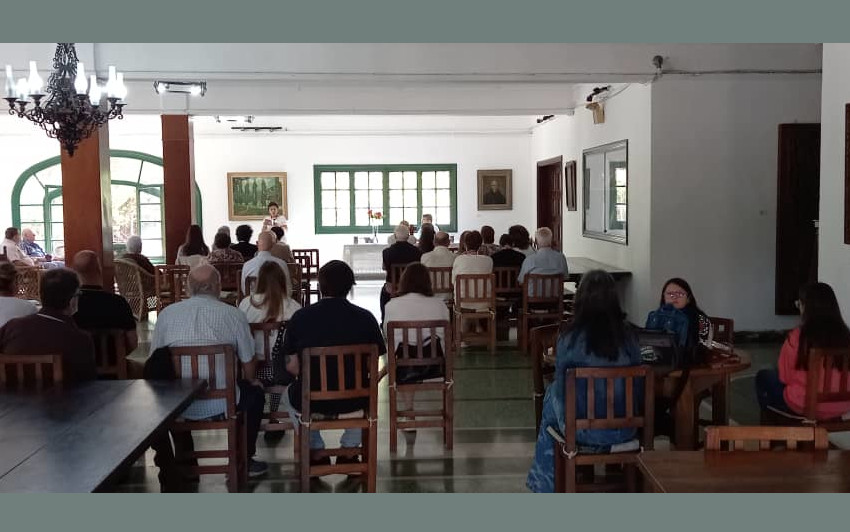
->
[537, 156, 564, 251]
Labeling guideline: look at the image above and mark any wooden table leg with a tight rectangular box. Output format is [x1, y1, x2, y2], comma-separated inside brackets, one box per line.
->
[673, 382, 696, 450]
[711, 374, 730, 426]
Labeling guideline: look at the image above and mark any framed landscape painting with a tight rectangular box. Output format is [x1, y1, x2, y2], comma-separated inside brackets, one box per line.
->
[227, 172, 288, 220]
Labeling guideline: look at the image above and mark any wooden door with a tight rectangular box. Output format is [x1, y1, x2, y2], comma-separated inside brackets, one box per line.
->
[537, 156, 563, 251]
[776, 124, 820, 315]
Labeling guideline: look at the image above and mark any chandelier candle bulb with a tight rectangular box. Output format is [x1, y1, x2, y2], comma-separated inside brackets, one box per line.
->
[4, 65, 14, 98]
[74, 62, 88, 95]
[89, 76, 101, 105]
[15, 78, 27, 101]
[106, 65, 117, 97]
[115, 72, 127, 101]
[26, 61, 42, 95]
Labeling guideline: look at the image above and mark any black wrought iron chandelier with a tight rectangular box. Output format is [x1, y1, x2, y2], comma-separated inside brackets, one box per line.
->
[4, 43, 127, 156]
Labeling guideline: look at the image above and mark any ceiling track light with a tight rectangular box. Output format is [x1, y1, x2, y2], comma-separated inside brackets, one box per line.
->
[231, 126, 283, 133]
[153, 80, 207, 96]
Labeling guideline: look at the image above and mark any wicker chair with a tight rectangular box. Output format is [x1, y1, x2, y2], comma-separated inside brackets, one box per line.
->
[14, 266, 41, 302]
[115, 258, 157, 321]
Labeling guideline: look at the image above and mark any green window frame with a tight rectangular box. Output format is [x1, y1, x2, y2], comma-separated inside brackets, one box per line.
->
[11, 149, 203, 263]
[313, 164, 458, 234]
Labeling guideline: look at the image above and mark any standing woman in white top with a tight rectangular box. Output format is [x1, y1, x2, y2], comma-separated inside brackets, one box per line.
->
[176, 224, 210, 269]
[384, 263, 451, 418]
[262, 202, 288, 233]
[239, 261, 301, 442]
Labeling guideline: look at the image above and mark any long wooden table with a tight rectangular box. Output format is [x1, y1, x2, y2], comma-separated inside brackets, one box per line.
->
[639, 450, 850, 492]
[0, 379, 205, 492]
[565, 257, 631, 283]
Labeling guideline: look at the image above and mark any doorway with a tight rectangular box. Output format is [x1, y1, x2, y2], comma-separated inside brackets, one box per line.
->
[775, 123, 820, 315]
[537, 156, 563, 250]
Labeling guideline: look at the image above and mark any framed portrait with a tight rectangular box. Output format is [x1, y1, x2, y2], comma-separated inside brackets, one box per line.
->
[477, 169, 512, 210]
[226, 172, 288, 221]
[565, 160, 577, 211]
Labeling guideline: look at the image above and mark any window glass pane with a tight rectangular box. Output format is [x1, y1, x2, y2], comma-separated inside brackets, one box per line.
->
[321, 191, 337, 208]
[615, 205, 627, 223]
[140, 222, 161, 239]
[20, 180, 44, 204]
[139, 204, 161, 221]
[435, 207, 450, 226]
[389, 190, 403, 206]
[355, 209, 370, 226]
[50, 205, 64, 222]
[389, 172, 402, 189]
[403, 171, 417, 189]
[112, 185, 138, 244]
[336, 190, 350, 209]
[321, 172, 336, 189]
[354, 190, 369, 208]
[354, 172, 369, 189]
[436, 189, 451, 206]
[404, 190, 417, 206]
[110, 157, 143, 184]
[322, 209, 337, 227]
[404, 208, 418, 223]
[142, 239, 163, 258]
[50, 240, 63, 252]
[139, 161, 163, 185]
[24, 223, 45, 239]
[615, 167, 627, 187]
[390, 208, 404, 225]
[616, 187, 627, 204]
[421, 189, 436, 207]
[139, 190, 160, 204]
[436, 171, 450, 188]
[35, 166, 62, 187]
[335, 172, 350, 190]
[422, 171, 435, 189]
[369, 190, 383, 208]
[369, 172, 383, 189]
[336, 207, 350, 226]
[20, 205, 44, 222]
[50, 223, 64, 240]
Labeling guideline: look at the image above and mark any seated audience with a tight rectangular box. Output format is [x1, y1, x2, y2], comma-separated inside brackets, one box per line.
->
[648, 277, 712, 351]
[527, 270, 641, 493]
[509, 225, 535, 257]
[387, 221, 417, 245]
[480, 225, 500, 256]
[149, 265, 266, 478]
[0, 268, 97, 382]
[269, 226, 295, 263]
[0, 263, 37, 328]
[241, 232, 291, 297]
[20, 228, 64, 268]
[491, 233, 527, 268]
[451, 230, 494, 311]
[231, 224, 258, 261]
[418, 223, 436, 254]
[122, 235, 156, 275]
[273, 260, 386, 467]
[72, 250, 138, 353]
[216, 225, 231, 237]
[208, 232, 244, 264]
[381, 225, 422, 323]
[756, 282, 850, 420]
[421, 231, 456, 268]
[176, 224, 210, 270]
[456, 230, 470, 254]
[517, 227, 569, 294]
[1, 227, 35, 267]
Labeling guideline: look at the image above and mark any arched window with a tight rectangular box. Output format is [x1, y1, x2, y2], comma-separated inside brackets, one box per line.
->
[11, 149, 202, 262]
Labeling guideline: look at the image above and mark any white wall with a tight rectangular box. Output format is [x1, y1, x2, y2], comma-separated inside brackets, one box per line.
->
[651, 76, 821, 331]
[819, 44, 850, 319]
[531, 83, 653, 322]
[0, 115, 534, 266]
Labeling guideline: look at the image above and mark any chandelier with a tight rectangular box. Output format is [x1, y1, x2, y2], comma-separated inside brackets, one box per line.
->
[3, 43, 127, 156]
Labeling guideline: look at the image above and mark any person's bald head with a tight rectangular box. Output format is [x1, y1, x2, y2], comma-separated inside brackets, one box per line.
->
[257, 231, 275, 251]
[188, 264, 221, 297]
[72, 250, 102, 286]
[21, 228, 36, 242]
[434, 231, 450, 247]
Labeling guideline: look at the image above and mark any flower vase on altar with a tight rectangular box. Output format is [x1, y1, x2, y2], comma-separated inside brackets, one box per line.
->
[367, 209, 383, 243]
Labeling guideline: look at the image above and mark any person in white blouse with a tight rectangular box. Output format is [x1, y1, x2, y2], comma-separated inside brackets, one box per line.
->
[261, 202, 288, 233]
[175, 224, 210, 270]
[383, 262, 451, 426]
[451, 230, 494, 312]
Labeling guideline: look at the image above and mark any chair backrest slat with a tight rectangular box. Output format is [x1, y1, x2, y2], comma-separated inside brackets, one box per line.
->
[301, 344, 379, 410]
[427, 266, 454, 297]
[804, 347, 850, 418]
[0, 353, 63, 390]
[523, 273, 564, 305]
[705, 425, 829, 451]
[454, 273, 495, 307]
[249, 322, 286, 363]
[169, 345, 237, 417]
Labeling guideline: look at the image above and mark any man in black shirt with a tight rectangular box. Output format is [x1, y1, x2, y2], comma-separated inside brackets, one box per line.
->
[72, 250, 138, 353]
[380, 225, 422, 324]
[230, 224, 259, 261]
[491, 233, 527, 268]
[274, 260, 385, 466]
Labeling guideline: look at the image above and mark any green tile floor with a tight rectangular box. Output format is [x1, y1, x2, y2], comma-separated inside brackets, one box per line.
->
[116, 281, 825, 493]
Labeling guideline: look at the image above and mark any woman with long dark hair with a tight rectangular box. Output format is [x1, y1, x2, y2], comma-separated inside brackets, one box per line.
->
[653, 277, 712, 350]
[418, 223, 436, 254]
[526, 269, 641, 493]
[176, 224, 210, 269]
[756, 282, 850, 420]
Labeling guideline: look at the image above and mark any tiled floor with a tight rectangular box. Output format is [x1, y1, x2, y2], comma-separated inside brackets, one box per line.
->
[116, 281, 831, 493]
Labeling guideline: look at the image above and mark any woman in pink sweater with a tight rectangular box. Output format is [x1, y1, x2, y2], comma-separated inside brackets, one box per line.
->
[756, 282, 850, 420]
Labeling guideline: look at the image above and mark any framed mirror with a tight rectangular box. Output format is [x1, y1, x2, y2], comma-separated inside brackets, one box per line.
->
[582, 140, 628, 244]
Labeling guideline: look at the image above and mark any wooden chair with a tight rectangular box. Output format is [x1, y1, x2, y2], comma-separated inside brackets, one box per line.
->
[705, 425, 829, 451]
[386, 320, 454, 453]
[154, 265, 190, 311]
[167, 345, 247, 493]
[493, 266, 522, 340]
[242, 275, 257, 303]
[529, 323, 563, 432]
[15, 266, 41, 301]
[387, 263, 411, 297]
[249, 322, 295, 439]
[88, 329, 130, 379]
[292, 248, 320, 303]
[453, 273, 496, 354]
[213, 262, 244, 306]
[0, 353, 63, 390]
[764, 347, 850, 436]
[299, 344, 380, 492]
[551, 365, 654, 493]
[287, 262, 306, 306]
[708, 317, 734, 347]
[519, 274, 564, 354]
[427, 266, 454, 304]
[115, 258, 156, 321]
